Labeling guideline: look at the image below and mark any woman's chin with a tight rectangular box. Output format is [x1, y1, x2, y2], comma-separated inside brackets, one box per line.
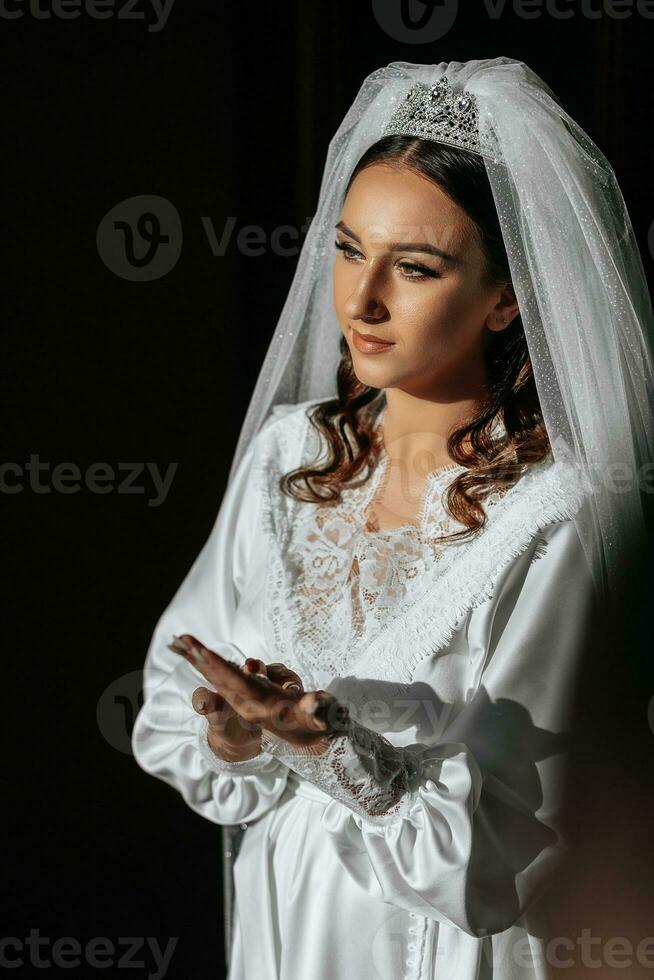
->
[352, 367, 397, 390]
[350, 356, 402, 390]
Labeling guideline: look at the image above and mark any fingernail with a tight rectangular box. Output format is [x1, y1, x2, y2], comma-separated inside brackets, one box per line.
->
[187, 645, 209, 666]
[168, 635, 191, 654]
[285, 683, 302, 693]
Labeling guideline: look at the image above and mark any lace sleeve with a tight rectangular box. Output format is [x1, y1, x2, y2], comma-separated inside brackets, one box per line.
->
[260, 717, 426, 827]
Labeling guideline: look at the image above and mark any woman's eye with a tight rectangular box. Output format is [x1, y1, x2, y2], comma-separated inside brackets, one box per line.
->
[334, 239, 363, 261]
[334, 240, 440, 281]
[399, 262, 441, 279]
[398, 262, 438, 280]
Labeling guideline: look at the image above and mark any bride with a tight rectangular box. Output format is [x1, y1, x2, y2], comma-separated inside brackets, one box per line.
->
[131, 59, 653, 979]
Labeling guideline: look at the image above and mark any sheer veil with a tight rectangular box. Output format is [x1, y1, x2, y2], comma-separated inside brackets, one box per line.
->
[227, 57, 654, 607]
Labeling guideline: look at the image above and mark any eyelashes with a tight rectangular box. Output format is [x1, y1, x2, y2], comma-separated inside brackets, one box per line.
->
[333, 239, 441, 282]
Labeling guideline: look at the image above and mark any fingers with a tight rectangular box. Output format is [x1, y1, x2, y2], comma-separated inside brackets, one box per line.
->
[258, 690, 351, 746]
[169, 634, 213, 668]
[170, 634, 268, 727]
[266, 663, 304, 694]
[176, 635, 278, 713]
[171, 635, 344, 742]
[172, 634, 253, 694]
[191, 686, 236, 734]
[244, 658, 304, 695]
[242, 658, 268, 679]
[191, 686, 227, 715]
[297, 690, 351, 734]
[170, 636, 303, 694]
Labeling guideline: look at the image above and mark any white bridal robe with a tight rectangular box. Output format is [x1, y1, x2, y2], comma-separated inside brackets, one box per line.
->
[132, 398, 597, 980]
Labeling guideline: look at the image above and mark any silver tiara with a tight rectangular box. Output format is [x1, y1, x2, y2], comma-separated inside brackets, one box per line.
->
[382, 76, 482, 156]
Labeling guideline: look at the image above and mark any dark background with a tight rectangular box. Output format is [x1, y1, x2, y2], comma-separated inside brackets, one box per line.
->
[4, 2, 654, 977]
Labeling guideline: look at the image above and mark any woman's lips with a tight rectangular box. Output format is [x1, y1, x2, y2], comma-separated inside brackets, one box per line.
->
[351, 329, 395, 355]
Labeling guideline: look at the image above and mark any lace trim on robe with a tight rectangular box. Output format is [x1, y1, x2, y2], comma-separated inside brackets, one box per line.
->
[260, 718, 430, 828]
[253, 402, 589, 689]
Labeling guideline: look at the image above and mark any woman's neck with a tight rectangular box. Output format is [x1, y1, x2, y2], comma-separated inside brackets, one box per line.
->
[379, 388, 484, 472]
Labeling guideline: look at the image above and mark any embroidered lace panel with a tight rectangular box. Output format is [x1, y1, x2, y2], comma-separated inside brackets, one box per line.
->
[260, 718, 425, 827]
[254, 403, 587, 689]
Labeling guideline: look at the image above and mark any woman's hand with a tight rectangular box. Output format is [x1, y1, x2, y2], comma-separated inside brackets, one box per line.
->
[189, 652, 305, 762]
[169, 634, 349, 756]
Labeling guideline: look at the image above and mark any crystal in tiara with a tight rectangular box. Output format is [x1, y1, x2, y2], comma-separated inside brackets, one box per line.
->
[382, 76, 482, 156]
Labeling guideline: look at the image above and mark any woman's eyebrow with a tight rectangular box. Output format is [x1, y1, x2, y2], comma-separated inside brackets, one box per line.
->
[335, 220, 461, 265]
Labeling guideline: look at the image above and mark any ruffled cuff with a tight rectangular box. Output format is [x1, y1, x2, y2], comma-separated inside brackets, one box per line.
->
[197, 717, 281, 775]
[260, 718, 423, 826]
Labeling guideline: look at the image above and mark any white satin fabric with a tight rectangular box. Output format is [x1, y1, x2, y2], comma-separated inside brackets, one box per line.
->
[132, 401, 597, 980]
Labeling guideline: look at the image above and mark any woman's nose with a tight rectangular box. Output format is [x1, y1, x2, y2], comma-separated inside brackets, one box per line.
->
[343, 269, 387, 321]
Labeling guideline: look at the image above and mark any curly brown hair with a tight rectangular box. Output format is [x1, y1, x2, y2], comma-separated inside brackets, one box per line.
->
[280, 136, 550, 544]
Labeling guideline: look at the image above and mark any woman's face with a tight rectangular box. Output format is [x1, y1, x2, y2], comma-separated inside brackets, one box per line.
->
[332, 163, 515, 400]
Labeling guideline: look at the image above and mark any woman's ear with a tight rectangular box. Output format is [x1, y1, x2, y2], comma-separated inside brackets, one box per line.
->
[485, 283, 520, 333]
